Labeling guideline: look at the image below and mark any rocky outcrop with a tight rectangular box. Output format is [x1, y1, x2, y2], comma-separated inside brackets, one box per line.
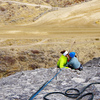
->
[83, 57, 100, 67]
[0, 58, 100, 100]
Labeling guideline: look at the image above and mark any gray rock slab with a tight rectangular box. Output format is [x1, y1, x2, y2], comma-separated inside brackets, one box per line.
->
[0, 65, 100, 100]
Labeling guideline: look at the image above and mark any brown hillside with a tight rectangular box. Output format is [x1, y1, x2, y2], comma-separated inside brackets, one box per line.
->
[0, 0, 96, 25]
[0, 0, 100, 78]
[0, 0, 50, 25]
[32, 0, 100, 27]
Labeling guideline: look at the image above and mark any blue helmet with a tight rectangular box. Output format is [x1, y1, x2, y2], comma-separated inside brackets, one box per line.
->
[69, 52, 75, 58]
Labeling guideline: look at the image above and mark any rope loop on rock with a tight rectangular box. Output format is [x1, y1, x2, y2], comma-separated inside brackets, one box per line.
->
[65, 88, 80, 98]
[43, 82, 100, 100]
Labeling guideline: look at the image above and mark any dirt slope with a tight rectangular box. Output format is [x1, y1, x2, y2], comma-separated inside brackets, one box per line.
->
[33, 0, 100, 27]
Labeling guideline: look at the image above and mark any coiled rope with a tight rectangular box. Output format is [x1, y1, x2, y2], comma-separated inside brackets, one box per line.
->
[29, 65, 100, 100]
[43, 82, 100, 100]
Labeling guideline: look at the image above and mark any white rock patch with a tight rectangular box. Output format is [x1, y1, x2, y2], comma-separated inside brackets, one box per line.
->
[72, 77, 85, 83]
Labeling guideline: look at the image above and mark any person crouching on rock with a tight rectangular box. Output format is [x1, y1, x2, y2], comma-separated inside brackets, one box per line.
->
[57, 50, 69, 69]
[66, 52, 83, 71]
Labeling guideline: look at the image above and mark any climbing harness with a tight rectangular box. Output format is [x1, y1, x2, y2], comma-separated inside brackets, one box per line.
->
[29, 67, 65, 100]
[43, 82, 100, 100]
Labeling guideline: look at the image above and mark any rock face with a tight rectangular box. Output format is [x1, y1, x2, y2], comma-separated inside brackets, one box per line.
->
[83, 57, 100, 67]
[0, 58, 100, 100]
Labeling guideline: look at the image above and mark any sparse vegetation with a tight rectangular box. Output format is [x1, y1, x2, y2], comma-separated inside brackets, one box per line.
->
[31, 50, 40, 54]
[0, 6, 6, 11]
[18, 56, 27, 61]
[0, 36, 99, 78]
[0, 0, 92, 25]
[0, 1, 49, 25]
[95, 38, 99, 41]
[29, 63, 39, 69]
[0, 56, 16, 65]
[10, 0, 92, 7]
[5, 56, 16, 65]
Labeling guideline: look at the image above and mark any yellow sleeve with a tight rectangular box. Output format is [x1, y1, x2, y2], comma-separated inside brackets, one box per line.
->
[59, 60, 69, 69]
[65, 67, 69, 69]
[59, 60, 65, 68]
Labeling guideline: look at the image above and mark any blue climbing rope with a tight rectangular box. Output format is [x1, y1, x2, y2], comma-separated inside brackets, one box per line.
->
[29, 67, 100, 100]
[29, 67, 65, 100]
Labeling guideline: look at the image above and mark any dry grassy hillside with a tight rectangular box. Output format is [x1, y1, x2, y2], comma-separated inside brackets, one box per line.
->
[0, 0, 94, 25]
[0, 33, 100, 78]
[10, 0, 49, 5]
[10, 0, 91, 7]
[43, 0, 91, 7]
[0, 1, 50, 25]
[33, 0, 100, 27]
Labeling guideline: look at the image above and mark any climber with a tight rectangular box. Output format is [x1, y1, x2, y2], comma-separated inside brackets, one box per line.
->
[57, 50, 69, 69]
[66, 52, 83, 71]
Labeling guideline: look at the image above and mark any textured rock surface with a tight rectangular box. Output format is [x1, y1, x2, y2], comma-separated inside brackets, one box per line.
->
[0, 58, 100, 100]
[83, 57, 100, 67]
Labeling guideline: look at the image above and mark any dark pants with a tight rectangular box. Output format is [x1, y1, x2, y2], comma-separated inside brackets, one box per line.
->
[68, 65, 74, 69]
[68, 64, 83, 71]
